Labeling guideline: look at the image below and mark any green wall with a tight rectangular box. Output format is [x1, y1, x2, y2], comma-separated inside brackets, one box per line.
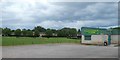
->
[111, 29, 120, 35]
[81, 27, 108, 35]
[81, 27, 120, 35]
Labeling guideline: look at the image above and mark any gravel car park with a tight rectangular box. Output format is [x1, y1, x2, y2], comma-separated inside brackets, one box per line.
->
[2, 44, 118, 58]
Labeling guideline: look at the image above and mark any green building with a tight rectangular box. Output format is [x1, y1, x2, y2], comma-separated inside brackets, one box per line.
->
[81, 27, 119, 45]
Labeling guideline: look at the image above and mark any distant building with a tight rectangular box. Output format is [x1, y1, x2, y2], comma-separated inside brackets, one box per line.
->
[81, 27, 119, 45]
[39, 32, 46, 37]
[52, 33, 57, 36]
[11, 32, 15, 35]
[39, 32, 57, 37]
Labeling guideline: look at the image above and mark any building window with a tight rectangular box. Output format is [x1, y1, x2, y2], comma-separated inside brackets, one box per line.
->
[85, 35, 91, 40]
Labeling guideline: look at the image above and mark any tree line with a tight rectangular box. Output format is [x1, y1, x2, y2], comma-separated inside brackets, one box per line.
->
[0, 26, 81, 38]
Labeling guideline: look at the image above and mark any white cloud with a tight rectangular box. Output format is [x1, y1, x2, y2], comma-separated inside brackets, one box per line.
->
[48, 0, 119, 2]
[1, 0, 118, 29]
[74, 3, 118, 20]
[36, 19, 118, 30]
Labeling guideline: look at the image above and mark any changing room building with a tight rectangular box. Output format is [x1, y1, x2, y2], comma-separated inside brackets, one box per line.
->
[81, 27, 119, 45]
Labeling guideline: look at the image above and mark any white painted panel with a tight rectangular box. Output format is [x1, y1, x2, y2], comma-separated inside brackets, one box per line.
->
[111, 35, 119, 44]
[82, 35, 108, 44]
[91, 35, 108, 44]
[82, 35, 119, 44]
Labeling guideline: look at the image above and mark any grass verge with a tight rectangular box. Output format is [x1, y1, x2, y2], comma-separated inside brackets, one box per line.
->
[1, 37, 81, 46]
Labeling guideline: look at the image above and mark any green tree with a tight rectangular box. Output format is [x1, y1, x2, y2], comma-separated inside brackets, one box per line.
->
[0, 28, 2, 35]
[57, 28, 77, 37]
[3, 27, 11, 36]
[15, 29, 21, 37]
[51, 29, 57, 33]
[57, 30, 66, 37]
[46, 29, 53, 38]
[57, 28, 70, 37]
[34, 30, 39, 37]
[34, 26, 46, 32]
[22, 29, 27, 37]
[69, 28, 77, 37]
[78, 29, 81, 34]
[113, 27, 120, 30]
[26, 29, 33, 37]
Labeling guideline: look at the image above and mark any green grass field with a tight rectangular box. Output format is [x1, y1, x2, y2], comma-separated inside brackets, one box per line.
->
[1, 37, 81, 46]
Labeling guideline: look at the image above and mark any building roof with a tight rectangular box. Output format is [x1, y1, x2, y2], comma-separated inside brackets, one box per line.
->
[111, 29, 120, 35]
[81, 27, 108, 35]
[81, 27, 120, 35]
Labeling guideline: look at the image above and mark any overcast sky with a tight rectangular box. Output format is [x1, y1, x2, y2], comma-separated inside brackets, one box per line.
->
[1, 0, 118, 30]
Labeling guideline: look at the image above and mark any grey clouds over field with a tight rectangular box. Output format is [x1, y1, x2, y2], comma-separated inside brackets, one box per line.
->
[1, 0, 118, 29]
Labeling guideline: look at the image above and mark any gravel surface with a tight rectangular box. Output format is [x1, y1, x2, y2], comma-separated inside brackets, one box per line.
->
[2, 44, 118, 58]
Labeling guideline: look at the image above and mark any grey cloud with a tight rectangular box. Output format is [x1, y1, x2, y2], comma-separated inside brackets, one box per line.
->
[1, 1, 118, 29]
[35, 2, 117, 21]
